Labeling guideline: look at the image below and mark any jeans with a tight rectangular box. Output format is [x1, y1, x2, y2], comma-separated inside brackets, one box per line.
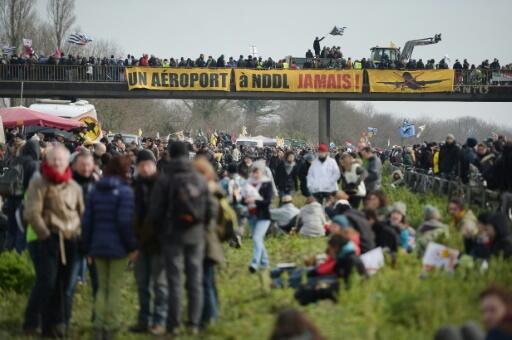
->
[23, 235, 75, 334]
[248, 217, 270, 269]
[164, 241, 204, 330]
[65, 247, 98, 326]
[94, 257, 126, 331]
[201, 259, 218, 326]
[134, 250, 168, 327]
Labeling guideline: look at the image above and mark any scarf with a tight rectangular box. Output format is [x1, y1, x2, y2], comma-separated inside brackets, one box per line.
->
[41, 161, 72, 184]
[284, 161, 296, 175]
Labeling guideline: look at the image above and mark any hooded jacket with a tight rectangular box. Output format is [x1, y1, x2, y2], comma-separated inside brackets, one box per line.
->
[81, 176, 136, 258]
[472, 213, 512, 260]
[307, 156, 340, 194]
[20, 139, 40, 191]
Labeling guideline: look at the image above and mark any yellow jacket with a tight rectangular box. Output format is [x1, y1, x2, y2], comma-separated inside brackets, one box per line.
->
[433, 151, 440, 175]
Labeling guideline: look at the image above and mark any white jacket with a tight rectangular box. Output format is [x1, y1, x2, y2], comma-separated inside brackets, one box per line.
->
[306, 157, 340, 194]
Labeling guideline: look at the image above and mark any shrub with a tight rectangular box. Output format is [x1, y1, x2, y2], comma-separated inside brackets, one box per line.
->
[0, 251, 35, 294]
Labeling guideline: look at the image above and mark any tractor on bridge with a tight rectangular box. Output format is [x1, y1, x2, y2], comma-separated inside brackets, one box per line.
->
[370, 33, 442, 67]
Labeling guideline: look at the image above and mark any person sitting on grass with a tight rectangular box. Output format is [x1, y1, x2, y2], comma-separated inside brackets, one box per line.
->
[294, 234, 367, 306]
[472, 212, 512, 260]
[416, 205, 450, 257]
[364, 190, 389, 221]
[270, 233, 346, 289]
[325, 191, 351, 219]
[448, 197, 478, 254]
[270, 195, 300, 234]
[328, 215, 361, 255]
[365, 209, 399, 255]
[270, 308, 325, 340]
[296, 196, 327, 237]
[387, 202, 415, 253]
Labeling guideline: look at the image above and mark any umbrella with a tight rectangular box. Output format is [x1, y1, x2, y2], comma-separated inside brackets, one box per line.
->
[0, 106, 84, 131]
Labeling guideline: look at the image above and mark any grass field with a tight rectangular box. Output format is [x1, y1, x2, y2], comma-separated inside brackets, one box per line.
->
[1, 174, 511, 340]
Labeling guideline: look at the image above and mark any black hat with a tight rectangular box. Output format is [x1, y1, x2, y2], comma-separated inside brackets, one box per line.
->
[136, 149, 156, 164]
[168, 141, 188, 159]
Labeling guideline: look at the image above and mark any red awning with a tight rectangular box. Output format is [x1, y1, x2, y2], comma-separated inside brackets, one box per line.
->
[0, 106, 84, 131]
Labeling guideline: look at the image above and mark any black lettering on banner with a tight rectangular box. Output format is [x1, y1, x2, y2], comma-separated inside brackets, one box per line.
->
[283, 74, 290, 88]
[136, 72, 147, 86]
[161, 73, 169, 87]
[210, 73, 219, 87]
[169, 73, 178, 87]
[252, 74, 261, 88]
[199, 73, 208, 88]
[151, 72, 161, 87]
[220, 73, 228, 88]
[262, 74, 271, 88]
[272, 74, 281, 88]
[240, 74, 248, 88]
[190, 73, 199, 87]
[180, 73, 189, 87]
[128, 72, 138, 86]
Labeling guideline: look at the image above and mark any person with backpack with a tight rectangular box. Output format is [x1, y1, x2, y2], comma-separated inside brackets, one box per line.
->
[149, 141, 211, 336]
[22, 145, 84, 338]
[130, 150, 168, 336]
[81, 155, 137, 340]
[2, 137, 40, 253]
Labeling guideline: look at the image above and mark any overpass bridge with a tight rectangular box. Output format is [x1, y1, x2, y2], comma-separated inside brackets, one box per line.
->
[1, 64, 511, 143]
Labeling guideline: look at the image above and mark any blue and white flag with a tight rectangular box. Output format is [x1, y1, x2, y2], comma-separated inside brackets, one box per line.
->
[2, 46, 16, 55]
[400, 120, 416, 139]
[329, 26, 347, 36]
[368, 127, 378, 134]
[67, 33, 93, 45]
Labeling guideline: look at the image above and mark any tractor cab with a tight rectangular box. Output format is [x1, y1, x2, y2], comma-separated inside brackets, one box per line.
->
[370, 47, 400, 67]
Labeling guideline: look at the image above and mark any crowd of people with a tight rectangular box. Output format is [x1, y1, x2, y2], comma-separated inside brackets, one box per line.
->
[0, 127, 510, 339]
[384, 133, 512, 191]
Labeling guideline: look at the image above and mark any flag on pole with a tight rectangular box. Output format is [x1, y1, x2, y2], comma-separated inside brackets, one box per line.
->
[416, 125, 426, 138]
[399, 120, 416, 139]
[329, 26, 347, 36]
[67, 33, 93, 45]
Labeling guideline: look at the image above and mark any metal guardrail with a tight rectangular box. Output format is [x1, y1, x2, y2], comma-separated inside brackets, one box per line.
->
[0, 64, 126, 82]
[1, 64, 511, 87]
[390, 164, 501, 210]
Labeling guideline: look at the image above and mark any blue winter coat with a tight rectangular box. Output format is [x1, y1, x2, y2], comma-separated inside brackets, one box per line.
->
[81, 176, 136, 258]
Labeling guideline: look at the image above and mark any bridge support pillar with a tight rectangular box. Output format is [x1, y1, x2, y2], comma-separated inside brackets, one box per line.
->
[318, 98, 331, 144]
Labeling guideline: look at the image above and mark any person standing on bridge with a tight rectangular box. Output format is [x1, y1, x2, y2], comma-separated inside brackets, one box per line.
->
[313, 37, 325, 57]
[307, 144, 340, 205]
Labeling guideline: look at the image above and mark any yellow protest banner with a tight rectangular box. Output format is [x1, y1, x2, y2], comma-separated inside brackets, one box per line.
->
[126, 67, 231, 91]
[234, 69, 363, 92]
[367, 69, 454, 93]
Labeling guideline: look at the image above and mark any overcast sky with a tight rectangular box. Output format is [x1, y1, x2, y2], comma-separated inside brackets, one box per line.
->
[36, 0, 512, 128]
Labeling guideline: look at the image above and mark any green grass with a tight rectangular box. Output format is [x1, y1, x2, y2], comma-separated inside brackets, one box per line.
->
[1, 175, 511, 339]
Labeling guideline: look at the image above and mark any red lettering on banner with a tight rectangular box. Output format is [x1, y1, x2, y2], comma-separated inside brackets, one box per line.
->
[327, 74, 337, 88]
[298, 74, 303, 88]
[314, 75, 326, 88]
[355, 74, 360, 89]
[303, 74, 313, 88]
[342, 74, 351, 89]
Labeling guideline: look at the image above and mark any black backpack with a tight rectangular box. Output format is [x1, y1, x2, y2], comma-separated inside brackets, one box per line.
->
[0, 158, 24, 197]
[171, 172, 207, 228]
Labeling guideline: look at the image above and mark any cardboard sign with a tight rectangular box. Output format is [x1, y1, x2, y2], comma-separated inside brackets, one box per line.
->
[422, 242, 459, 272]
[360, 247, 385, 275]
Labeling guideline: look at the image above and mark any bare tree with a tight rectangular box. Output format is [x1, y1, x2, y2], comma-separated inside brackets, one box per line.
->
[47, 0, 75, 49]
[0, 0, 36, 48]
